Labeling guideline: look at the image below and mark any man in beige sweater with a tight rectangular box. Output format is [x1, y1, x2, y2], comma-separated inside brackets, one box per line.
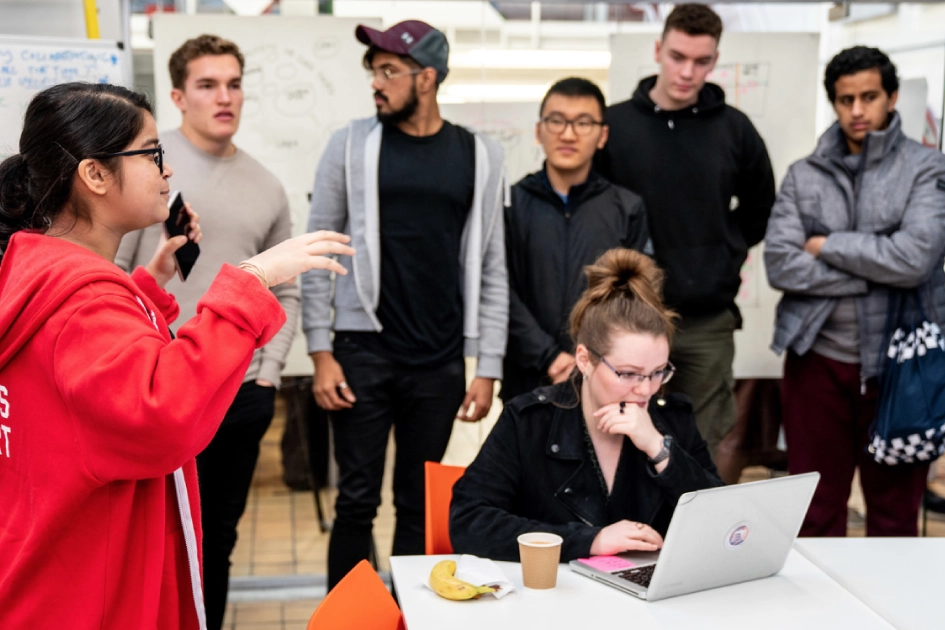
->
[116, 35, 299, 630]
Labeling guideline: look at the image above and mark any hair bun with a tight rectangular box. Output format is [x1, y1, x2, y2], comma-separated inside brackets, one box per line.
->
[585, 248, 663, 296]
[569, 248, 676, 347]
[0, 154, 37, 253]
[0, 153, 29, 178]
[0, 153, 34, 212]
[612, 261, 640, 291]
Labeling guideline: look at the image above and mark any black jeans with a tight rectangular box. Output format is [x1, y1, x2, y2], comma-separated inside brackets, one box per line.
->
[197, 381, 276, 630]
[327, 337, 466, 589]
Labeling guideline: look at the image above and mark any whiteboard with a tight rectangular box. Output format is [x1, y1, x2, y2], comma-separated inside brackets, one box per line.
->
[152, 14, 380, 376]
[441, 101, 544, 184]
[610, 32, 821, 379]
[896, 77, 930, 144]
[0, 36, 128, 161]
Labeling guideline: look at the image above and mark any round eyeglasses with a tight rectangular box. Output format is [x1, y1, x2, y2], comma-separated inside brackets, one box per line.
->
[587, 347, 676, 386]
[540, 116, 604, 137]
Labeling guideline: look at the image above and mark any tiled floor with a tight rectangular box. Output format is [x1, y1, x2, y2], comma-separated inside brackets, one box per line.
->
[222, 385, 945, 629]
[223, 600, 320, 630]
[222, 375, 505, 629]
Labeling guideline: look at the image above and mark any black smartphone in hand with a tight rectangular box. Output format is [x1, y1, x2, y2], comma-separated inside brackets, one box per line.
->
[164, 191, 200, 281]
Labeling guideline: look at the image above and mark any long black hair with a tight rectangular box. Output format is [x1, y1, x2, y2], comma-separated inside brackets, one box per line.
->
[0, 82, 153, 259]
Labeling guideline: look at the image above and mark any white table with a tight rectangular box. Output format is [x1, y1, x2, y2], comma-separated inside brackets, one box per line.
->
[795, 537, 944, 630]
[389, 551, 893, 630]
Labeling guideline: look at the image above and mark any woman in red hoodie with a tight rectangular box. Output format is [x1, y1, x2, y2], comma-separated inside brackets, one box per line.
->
[0, 83, 353, 629]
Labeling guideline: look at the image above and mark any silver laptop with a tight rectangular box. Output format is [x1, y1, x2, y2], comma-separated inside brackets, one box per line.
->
[569, 472, 820, 602]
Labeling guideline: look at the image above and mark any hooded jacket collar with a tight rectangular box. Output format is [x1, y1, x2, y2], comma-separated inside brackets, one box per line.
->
[0, 232, 140, 371]
[630, 75, 727, 119]
[813, 111, 904, 172]
[518, 165, 610, 210]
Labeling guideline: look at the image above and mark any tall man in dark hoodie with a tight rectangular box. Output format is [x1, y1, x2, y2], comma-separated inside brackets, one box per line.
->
[596, 4, 775, 458]
[503, 77, 650, 401]
[301, 21, 508, 589]
[765, 47, 945, 536]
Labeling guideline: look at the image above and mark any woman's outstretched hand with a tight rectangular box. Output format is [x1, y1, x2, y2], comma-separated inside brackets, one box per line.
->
[242, 230, 354, 288]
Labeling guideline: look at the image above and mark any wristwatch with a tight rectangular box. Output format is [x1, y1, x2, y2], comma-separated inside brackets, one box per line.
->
[648, 434, 673, 465]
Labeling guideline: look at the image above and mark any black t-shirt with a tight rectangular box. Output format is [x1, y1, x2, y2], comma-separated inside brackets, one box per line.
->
[347, 121, 475, 366]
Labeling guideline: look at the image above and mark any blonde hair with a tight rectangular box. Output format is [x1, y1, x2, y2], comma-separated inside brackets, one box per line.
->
[569, 248, 677, 357]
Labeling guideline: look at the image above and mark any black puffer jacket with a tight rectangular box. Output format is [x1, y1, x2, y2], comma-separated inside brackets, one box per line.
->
[450, 383, 723, 562]
[502, 169, 650, 401]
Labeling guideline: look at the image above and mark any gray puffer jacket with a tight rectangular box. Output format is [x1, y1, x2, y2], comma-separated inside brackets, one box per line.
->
[764, 113, 945, 379]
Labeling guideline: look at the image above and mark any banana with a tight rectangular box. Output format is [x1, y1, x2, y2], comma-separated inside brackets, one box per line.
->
[429, 560, 497, 601]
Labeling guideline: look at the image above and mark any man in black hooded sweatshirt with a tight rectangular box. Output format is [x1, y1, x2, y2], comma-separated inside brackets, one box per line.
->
[502, 77, 651, 402]
[596, 4, 775, 459]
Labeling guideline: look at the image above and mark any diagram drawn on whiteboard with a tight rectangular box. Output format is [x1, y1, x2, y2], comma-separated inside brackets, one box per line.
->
[236, 42, 343, 181]
[313, 37, 341, 59]
[709, 62, 770, 117]
[442, 102, 545, 183]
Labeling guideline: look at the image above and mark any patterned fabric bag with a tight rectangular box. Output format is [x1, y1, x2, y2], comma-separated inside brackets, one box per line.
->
[869, 290, 945, 465]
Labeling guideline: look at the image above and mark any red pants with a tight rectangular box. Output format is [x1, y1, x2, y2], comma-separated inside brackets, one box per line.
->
[782, 351, 928, 537]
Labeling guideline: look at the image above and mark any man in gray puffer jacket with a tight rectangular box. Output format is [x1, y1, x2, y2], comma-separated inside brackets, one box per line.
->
[764, 46, 945, 537]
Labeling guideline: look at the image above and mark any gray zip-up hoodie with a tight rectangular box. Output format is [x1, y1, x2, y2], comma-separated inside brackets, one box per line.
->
[764, 112, 945, 379]
[301, 117, 509, 379]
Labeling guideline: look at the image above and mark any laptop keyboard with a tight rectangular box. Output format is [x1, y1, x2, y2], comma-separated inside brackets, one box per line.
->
[615, 564, 656, 588]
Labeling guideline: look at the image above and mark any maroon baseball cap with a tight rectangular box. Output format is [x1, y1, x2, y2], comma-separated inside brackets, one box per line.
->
[355, 20, 449, 83]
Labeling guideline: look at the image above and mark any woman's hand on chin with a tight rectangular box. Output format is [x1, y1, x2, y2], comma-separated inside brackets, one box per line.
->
[592, 400, 663, 456]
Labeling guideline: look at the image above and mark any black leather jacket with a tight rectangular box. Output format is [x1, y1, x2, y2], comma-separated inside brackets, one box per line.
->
[450, 383, 722, 562]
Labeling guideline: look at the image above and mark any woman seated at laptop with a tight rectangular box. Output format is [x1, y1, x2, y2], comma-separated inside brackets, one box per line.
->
[450, 249, 723, 562]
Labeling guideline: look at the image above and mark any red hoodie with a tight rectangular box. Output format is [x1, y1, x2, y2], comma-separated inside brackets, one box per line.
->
[0, 232, 285, 629]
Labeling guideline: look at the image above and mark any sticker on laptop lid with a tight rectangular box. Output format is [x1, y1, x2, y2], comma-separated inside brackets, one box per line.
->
[724, 521, 751, 550]
[577, 555, 636, 572]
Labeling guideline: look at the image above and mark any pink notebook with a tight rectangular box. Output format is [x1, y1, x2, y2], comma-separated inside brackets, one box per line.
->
[575, 555, 636, 572]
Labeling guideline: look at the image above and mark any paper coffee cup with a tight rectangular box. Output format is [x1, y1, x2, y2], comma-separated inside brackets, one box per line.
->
[517, 532, 563, 589]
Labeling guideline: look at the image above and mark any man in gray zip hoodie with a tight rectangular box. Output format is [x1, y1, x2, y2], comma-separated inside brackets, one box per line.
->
[300, 21, 508, 588]
[764, 46, 945, 537]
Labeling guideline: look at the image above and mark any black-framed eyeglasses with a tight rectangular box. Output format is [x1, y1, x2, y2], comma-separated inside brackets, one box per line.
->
[540, 116, 604, 136]
[366, 67, 424, 84]
[90, 146, 164, 174]
[587, 347, 675, 386]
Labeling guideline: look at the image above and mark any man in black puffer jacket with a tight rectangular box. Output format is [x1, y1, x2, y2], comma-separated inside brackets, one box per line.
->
[502, 78, 651, 402]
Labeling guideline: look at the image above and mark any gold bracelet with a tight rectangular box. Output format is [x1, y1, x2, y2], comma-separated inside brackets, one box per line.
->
[237, 261, 269, 288]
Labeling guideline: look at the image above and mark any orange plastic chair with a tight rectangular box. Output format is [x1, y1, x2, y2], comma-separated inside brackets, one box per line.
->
[307, 560, 405, 630]
[424, 461, 467, 555]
